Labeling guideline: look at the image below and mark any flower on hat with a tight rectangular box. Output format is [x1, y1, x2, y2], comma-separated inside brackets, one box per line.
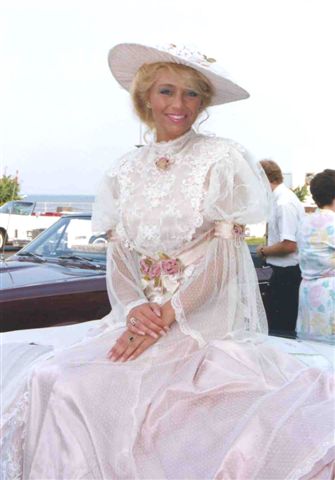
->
[159, 43, 217, 69]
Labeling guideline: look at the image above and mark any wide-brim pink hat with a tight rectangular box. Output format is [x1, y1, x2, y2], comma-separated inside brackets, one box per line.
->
[108, 43, 250, 106]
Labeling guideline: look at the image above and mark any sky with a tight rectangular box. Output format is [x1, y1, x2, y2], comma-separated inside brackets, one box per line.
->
[1, 0, 334, 195]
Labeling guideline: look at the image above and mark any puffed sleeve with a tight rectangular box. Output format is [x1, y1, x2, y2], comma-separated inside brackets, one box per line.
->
[91, 168, 120, 233]
[170, 140, 271, 346]
[203, 140, 272, 224]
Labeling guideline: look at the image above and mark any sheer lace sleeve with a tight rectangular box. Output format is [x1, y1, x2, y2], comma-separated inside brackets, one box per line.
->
[171, 238, 268, 346]
[105, 242, 148, 325]
[171, 142, 271, 346]
[92, 166, 147, 325]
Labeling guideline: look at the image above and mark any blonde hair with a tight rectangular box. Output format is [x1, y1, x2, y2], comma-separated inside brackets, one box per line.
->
[131, 62, 214, 129]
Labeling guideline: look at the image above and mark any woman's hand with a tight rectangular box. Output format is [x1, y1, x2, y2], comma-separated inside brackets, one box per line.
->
[108, 301, 176, 362]
[107, 329, 157, 362]
[127, 303, 169, 339]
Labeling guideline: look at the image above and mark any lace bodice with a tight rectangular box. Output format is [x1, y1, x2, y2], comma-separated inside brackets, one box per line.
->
[92, 130, 269, 257]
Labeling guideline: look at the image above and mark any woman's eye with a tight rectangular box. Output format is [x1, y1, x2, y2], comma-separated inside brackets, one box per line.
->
[186, 90, 198, 97]
[159, 88, 172, 95]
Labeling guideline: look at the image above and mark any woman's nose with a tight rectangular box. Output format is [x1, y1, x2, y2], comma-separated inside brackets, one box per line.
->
[170, 93, 184, 109]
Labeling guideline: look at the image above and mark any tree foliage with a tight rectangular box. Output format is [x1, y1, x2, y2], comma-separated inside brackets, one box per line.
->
[0, 172, 22, 206]
[292, 184, 309, 202]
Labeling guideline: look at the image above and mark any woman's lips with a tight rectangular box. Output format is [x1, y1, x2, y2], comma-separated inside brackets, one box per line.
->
[166, 114, 187, 124]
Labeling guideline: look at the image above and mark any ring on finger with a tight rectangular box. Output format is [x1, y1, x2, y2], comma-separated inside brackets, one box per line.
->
[129, 317, 137, 327]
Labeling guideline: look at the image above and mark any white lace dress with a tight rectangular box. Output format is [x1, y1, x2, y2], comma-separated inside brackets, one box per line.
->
[1, 130, 334, 479]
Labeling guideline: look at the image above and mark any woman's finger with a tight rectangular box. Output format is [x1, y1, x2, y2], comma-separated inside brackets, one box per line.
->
[127, 305, 168, 337]
[127, 316, 146, 335]
[149, 302, 161, 318]
[132, 304, 165, 328]
[135, 312, 165, 338]
[127, 315, 156, 337]
[107, 335, 128, 361]
[142, 305, 166, 327]
[118, 335, 146, 362]
[127, 324, 146, 336]
[128, 338, 153, 361]
[149, 303, 170, 331]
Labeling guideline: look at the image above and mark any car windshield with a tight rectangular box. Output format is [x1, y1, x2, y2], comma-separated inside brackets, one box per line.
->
[19, 216, 107, 264]
[0, 201, 35, 215]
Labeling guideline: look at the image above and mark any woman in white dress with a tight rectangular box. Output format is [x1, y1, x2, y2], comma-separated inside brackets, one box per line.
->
[2, 43, 334, 479]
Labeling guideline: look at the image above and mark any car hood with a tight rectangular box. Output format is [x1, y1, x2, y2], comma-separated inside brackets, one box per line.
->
[0, 260, 105, 290]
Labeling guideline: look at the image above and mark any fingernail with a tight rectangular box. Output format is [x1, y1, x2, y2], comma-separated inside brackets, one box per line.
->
[138, 331, 146, 336]
[129, 355, 135, 360]
[160, 330, 167, 336]
[150, 332, 159, 339]
[120, 357, 126, 362]
[164, 326, 170, 331]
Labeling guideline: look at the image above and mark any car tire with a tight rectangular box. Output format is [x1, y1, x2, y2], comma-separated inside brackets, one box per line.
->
[0, 229, 8, 249]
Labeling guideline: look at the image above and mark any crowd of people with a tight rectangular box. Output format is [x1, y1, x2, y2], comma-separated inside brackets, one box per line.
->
[257, 162, 335, 344]
[1, 42, 334, 479]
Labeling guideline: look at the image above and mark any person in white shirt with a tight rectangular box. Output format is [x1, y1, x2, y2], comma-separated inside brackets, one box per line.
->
[257, 159, 305, 336]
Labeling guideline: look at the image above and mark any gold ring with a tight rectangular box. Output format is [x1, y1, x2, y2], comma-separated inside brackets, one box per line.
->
[128, 335, 135, 342]
[129, 317, 137, 327]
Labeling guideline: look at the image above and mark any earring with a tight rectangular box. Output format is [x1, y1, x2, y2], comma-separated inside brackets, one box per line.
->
[146, 102, 151, 109]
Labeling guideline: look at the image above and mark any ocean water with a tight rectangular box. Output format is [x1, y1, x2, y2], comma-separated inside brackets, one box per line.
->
[24, 194, 95, 203]
[22, 194, 95, 213]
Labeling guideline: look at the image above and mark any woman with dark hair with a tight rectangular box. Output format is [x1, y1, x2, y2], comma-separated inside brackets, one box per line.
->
[297, 169, 335, 343]
[1, 43, 334, 479]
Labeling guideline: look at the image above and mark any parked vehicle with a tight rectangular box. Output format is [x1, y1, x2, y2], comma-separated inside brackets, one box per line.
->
[0, 200, 92, 248]
[0, 214, 272, 332]
[0, 214, 109, 332]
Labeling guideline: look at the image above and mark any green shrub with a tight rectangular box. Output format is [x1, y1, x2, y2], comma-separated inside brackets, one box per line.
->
[246, 237, 266, 246]
[0, 172, 22, 206]
[292, 184, 308, 202]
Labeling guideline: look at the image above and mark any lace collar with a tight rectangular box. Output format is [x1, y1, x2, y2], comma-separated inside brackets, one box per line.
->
[150, 129, 197, 156]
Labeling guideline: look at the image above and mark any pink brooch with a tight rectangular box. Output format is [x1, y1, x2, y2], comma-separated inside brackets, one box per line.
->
[155, 157, 175, 171]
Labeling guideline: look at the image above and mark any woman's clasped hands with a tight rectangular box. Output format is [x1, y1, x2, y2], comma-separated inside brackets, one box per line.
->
[107, 302, 170, 362]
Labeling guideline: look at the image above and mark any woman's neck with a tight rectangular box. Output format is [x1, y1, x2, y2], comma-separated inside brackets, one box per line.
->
[155, 128, 192, 143]
[320, 198, 335, 212]
[321, 204, 335, 212]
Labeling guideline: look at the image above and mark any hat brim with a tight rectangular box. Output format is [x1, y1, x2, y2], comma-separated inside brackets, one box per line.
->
[108, 43, 249, 106]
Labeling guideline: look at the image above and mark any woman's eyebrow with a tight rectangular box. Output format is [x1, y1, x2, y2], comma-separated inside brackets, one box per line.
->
[157, 83, 175, 88]
[157, 83, 196, 90]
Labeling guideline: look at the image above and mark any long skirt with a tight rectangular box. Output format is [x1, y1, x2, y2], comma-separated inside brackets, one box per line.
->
[2, 320, 334, 480]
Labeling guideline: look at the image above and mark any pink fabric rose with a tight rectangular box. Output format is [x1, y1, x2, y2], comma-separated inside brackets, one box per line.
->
[233, 224, 245, 237]
[149, 263, 161, 279]
[161, 259, 180, 275]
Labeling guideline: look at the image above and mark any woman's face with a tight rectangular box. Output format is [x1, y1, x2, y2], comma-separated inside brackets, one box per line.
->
[148, 69, 202, 142]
